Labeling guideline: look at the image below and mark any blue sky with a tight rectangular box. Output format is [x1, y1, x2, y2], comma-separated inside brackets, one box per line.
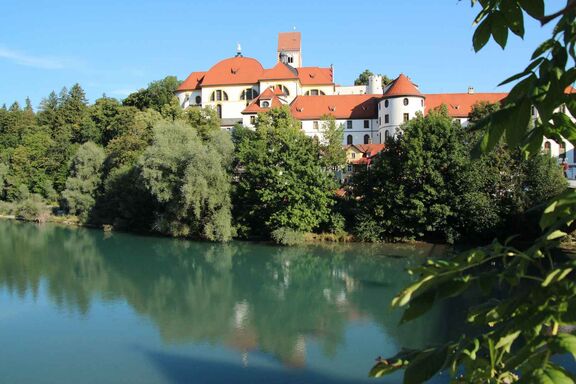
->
[0, 0, 565, 108]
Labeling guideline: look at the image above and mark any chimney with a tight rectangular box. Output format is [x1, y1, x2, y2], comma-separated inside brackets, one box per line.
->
[467, 86, 475, 94]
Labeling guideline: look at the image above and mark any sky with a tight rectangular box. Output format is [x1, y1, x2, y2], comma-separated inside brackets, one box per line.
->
[0, 0, 566, 108]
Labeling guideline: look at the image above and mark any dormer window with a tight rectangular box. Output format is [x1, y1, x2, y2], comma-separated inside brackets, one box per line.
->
[304, 89, 326, 96]
[261, 101, 270, 108]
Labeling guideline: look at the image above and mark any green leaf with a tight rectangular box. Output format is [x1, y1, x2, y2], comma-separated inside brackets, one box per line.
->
[542, 268, 563, 287]
[501, 0, 524, 37]
[473, 16, 492, 52]
[491, 12, 509, 49]
[401, 289, 436, 323]
[532, 39, 555, 60]
[550, 334, 576, 360]
[403, 347, 448, 384]
[505, 99, 531, 145]
[518, 0, 544, 19]
[495, 330, 521, 352]
[392, 275, 435, 307]
[521, 364, 576, 384]
[546, 229, 567, 241]
[478, 107, 513, 153]
[369, 360, 404, 378]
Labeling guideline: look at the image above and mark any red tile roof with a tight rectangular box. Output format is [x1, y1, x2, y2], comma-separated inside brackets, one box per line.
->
[242, 90, 284, 114]
[566, 85, 576, 94]
[384, 74, 423, 98]
[177, 71, 205, 91]
[290, 95, 379, 119]
[201, 57, 264, 86]
[353, 143, 385, 155]
[424, 93, 508, 117]
[297, 67, 334, 85]
[260, 62, 298, 80]
[278, 32, 301, 51]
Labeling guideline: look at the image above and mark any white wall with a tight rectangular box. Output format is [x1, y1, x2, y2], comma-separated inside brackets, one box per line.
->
[378, 95, 425, 142]
[176, 90, 202, 108]
[334, 85, 367, 95]
[301, 119, 378, 145]
[300, 84, 335, 96]
[201, 84, 259, 120]
[259, 80, 300, 102]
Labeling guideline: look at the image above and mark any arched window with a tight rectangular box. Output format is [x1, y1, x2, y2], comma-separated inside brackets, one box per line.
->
[544, 141, 551, 155]
[384, 130, 390, 141]
[364, 134, 370, 144]
[216, 104, 222, 118]
[272, 84, 290, 96]
[210, 90, 229, 102]
[304, 89, 326, 96]
[403, 98, 409, 106]
[241, 88, 259, 100]
[261, 101, 270, 108]
[347, 135, 353, 145]
[195, 95, 202, 104]
[384, 100, 389, 108]
[560, 141, 566, 158]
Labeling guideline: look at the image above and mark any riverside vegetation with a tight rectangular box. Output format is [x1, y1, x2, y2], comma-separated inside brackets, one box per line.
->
[0, 77, 567, 245]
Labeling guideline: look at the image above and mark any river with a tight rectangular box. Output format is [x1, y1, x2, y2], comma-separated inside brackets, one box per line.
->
[0, 220, 457, 383]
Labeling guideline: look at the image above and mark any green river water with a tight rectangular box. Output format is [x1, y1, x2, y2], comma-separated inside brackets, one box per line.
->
[0, 220, 458, 383]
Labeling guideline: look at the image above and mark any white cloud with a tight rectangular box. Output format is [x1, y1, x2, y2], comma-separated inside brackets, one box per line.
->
[0, 46, 67, 69]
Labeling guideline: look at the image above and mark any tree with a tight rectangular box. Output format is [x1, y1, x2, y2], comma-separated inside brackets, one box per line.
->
[319, 114, 346, 173]
[354, 69, 392, 87]
[61, 142, 106, 221]
[233, 106, 336, 238]
[140, 120, 233, 241]
[371, 1, 576, 382]
[123, 76, 181, 112]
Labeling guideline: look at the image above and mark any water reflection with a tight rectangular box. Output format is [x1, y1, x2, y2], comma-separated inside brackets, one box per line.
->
[0, 220, 454, 378]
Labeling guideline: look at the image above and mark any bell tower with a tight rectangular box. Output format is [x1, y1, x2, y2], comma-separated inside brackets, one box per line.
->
[277, 32, 301, 67]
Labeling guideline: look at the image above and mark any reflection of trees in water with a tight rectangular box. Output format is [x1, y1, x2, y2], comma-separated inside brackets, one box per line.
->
[0, 221, 454, 366]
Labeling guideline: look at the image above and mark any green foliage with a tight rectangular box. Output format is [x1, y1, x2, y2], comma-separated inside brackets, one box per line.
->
[140, 120, 233, 241]
[233, 106, 336, 237]
[61, 142, 106, 221]
[372, 1, 576, 382]
[270, 227, 305, 246]
[123, 76, 181, 112]
[353, 69, 392, 87]
[15, 194, 50, 223]
[319, 115, 346, 172]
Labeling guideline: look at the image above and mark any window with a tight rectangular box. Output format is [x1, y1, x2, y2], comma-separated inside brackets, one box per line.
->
[363, 120, 369, 129]
[351, 153, 356, 159]
[560, 141, 566, 158]
[346, 120, 353, 129]
[385, 114, 389, 124]
[347, 164, 353, 172]
[531, 106, 536, 116]
[195, 96, 202, 104]
[304, 89, 326, 96]
[403, 113, 409, 122]
[421, 99, 424, 107]
[384, 130, 390, 140]
[384, 100, 389, 108]
[403, 98, 409, 106]
[210, 90, 229, 101]
[378, 117, 381, 125]
[287, 56, 294, 64]
[347, 135, 353, 145]
[250, 115, 256, 124]
[261, 101, 270, 108]
[544, 141, 551, 155]
[241, 88, 259, 100]
[378, 103, 381, 110]
[216, 104, 222, 118]
[313, 121, 319, 130]
[364, 134, 370, 144]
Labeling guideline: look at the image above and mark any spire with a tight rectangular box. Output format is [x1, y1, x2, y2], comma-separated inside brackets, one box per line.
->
[236, 43, 242, 57]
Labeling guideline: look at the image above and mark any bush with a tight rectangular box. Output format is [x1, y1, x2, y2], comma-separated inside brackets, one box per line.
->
[0, 201, 16, 216]
[353, 213, 383, 242]
[16, 194, 50, 223]
[271, 227, 305, 246]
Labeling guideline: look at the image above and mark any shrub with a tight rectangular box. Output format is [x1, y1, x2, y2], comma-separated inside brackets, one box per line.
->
[271, 227, 305, 246]
[16, 194, 50, 223]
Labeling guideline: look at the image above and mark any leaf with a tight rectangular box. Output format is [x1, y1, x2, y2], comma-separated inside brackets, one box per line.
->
[392, 275, 435, 307]
[369, 360, 404, 378]
[546, 230, 567, 241]
[501, 0, 524, 37]
[542, 268, 563, 287]
[491, 12, 509, 49]
[495, 330, 521, 352]
[401, 289, 436, 323]
[550, 334, 576, 360]
[403, 347, 448, 384]
[518, 0, 544, 19]
[505, 99, 531, 146]
[532, 39, 555, 60]
[478, 107, 513, 153]
[521, 364, 576, 384]
[473, 16, 492, 52]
